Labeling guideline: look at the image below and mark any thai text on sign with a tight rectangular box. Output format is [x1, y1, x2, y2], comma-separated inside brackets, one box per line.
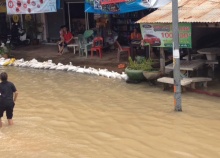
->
[101, 0, 126, 5]
[140, 23, 192, 48]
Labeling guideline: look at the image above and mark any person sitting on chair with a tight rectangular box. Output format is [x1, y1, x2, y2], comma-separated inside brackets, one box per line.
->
[58, 26, 73, 55]
[130, 28, 142, 41]
[130, 28, 142, 55]
[57, 25, 65, 54]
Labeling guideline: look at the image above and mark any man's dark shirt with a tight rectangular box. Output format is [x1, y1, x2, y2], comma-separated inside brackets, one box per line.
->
[0, 81, 17, 102]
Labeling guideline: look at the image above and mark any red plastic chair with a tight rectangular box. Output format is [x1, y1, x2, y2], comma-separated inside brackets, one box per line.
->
[115, 41, 130, 62]
[91, 37, 103, 59]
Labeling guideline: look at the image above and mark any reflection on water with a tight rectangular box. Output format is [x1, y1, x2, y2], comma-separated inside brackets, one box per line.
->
[0, 67, 220, 158]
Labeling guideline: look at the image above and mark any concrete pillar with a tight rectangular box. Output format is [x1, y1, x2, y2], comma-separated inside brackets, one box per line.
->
[40, 13, 47, 41]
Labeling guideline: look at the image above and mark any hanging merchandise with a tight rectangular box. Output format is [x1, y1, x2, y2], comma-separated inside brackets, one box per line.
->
[0, 0, 6, 13]
[85, 0, 171, 14]
[25, 14, 32, 21]
[6, 0, 57, 14]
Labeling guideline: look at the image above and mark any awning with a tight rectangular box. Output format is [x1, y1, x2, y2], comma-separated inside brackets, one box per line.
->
[137, 0, 220, 23]
[85, 0, 171, 14]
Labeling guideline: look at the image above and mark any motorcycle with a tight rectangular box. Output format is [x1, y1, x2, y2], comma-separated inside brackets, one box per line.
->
[8, 27, 31, 50]
[0, 34, 8, 46]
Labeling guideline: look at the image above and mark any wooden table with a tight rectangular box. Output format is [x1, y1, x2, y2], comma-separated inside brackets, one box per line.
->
[165, 60, 204, 77]
[197, 47, 220, 60]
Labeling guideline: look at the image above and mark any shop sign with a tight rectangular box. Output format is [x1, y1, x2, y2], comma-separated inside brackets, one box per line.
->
[101, 0, 126, 5]
[140, 23, 192, 48]
[0, 1, 6, 13]
[12, 14, 19, 22]
[85, 0, 171, 14]
[6, 0, 56, 14]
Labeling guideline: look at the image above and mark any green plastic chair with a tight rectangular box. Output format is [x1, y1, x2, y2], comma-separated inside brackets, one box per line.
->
[78, 30, 94, 57]
[83, 30, 94, 39]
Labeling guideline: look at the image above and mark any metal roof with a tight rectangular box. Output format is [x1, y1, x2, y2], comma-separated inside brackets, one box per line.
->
[137, 0, 220, 23]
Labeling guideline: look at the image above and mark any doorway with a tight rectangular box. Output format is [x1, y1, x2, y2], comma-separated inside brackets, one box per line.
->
[0, 13, 8, 36]
[64, 2, 94, 36]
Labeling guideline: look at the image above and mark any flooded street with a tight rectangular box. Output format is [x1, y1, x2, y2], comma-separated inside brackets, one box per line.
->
[0, 67, 220, 158]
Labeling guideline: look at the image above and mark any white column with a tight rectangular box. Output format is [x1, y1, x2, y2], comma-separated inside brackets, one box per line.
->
[85, 12, 87, 30]
[9, 15, 12, 29]
[41, 13, 47, 41]
[87, 13, 89, 29]
[68, 3, 71, 31]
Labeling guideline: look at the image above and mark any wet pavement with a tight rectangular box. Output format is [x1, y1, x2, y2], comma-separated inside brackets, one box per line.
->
[10, 44, 125, 73]
[9, 43, 220, 96]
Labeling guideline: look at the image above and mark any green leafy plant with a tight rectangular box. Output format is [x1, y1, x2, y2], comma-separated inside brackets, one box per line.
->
[24, 19, 43, 40]
[0, 47, 4, 55]
[127, 56, 153, 71]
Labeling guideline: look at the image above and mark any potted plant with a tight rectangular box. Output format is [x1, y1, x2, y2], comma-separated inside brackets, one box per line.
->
[143, 68, 161, 80]
[142, 59, 161, 83]
[125, 56, 153, 82]
[0, 43, 11, 58]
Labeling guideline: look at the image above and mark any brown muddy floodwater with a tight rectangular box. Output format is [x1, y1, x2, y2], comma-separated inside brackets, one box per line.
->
[0, 67, 220, 158]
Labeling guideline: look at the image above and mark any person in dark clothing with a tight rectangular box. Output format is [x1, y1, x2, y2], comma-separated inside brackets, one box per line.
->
[0, 72, 18, 127]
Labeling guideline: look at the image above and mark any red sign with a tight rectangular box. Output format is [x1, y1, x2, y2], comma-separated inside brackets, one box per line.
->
[101, 0, 126, 5]
[6, 0, 56, 14]
[8, 0, 14, 8]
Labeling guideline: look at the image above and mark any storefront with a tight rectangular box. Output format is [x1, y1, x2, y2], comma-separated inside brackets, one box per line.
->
[46, 0, 95, 42]
[84, 0, 171, 45]
[1, 0, 48, 42]
[64, 0, 94, 35]
[136, 0, 220, 50]
[110, 9, 155, 45]
[1, 0, 94, 42]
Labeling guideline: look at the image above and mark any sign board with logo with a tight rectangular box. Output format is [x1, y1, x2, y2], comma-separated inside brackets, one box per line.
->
[85, 0, 171, 14]
[6, 0, 56, 14]
[140, 23, 192, 48]
[12, 14, 19, 22]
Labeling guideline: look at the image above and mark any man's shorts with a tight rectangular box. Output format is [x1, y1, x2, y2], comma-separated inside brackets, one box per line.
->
[0, 101, 15, 119]
[59, 42, 67, 47]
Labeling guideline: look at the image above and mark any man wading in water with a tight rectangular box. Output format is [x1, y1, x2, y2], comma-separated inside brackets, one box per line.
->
[0, 72, 18, 127]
